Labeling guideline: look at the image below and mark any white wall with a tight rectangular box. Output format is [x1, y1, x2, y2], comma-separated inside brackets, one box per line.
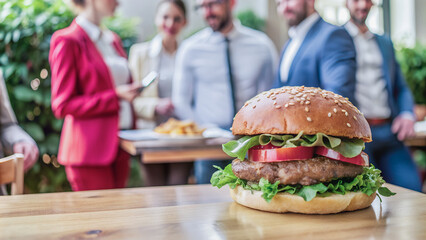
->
[391, 0, 416, 46]
[414, 0, 426, 44]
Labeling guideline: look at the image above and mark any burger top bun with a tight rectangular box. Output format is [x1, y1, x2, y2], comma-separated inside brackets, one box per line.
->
[232, 86, 372, 142]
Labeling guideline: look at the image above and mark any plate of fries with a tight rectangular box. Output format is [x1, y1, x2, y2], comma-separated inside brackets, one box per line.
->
[154, 118, 206, 139]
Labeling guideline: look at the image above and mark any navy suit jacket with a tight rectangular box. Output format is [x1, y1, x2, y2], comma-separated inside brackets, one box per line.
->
[374, 34, 414, 119]
[275, 18, 357, 105]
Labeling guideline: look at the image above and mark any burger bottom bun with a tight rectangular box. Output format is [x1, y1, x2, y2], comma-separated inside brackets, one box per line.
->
[230, 186, 376, 214]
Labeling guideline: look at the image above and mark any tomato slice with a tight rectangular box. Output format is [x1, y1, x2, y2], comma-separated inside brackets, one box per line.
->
[315, 146, 369, 166]
[248, 144, 314, 162]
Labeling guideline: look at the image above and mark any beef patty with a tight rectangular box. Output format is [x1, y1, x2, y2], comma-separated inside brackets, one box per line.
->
[232, 156, 364, 185]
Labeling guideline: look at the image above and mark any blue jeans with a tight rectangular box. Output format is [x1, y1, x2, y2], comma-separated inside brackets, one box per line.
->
[194, 159, 232, 184]
[365, 123, 422, 191]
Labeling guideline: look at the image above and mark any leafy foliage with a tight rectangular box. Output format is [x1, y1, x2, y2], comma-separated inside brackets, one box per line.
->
[236, 10, 265, 32]
[396, 43, 426, 104]
[413, 150, 426, 169]
[0, 0, 138, 193]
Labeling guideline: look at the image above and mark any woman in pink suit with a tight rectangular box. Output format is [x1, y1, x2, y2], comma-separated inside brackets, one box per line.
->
[49, 0, 141, 191]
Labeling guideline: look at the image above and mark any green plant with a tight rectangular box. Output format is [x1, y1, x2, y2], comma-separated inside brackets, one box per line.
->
[413, 150, 426, 169]
[396, 43, 426, 105]
[0, 0, 138, 193]
[236, 9, 265, 32]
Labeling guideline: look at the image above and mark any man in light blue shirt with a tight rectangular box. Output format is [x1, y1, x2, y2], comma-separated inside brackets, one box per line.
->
[172, 0, 277, 184]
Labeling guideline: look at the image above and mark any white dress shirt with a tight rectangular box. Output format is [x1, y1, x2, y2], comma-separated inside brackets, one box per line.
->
[158, 50, 175, 99]
[345, 21, 391, 119]
[76, 16, 132, 129]
[172, 22, 278, 129]
[280, 13, 320, 83]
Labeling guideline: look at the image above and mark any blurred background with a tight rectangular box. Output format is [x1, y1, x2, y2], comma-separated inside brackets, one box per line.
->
[0, 0, 425, 193]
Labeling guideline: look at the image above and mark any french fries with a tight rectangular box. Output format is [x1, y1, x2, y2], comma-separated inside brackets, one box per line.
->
[154, 118, 205, 136]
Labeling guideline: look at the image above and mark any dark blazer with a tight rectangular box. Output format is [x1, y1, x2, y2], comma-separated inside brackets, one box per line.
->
[275, 18, 357, 105]
[374, 34, 414, 119]
[49, 20, 132, 166]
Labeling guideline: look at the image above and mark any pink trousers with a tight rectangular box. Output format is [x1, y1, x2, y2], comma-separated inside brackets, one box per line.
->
[65, 148, 130, 191]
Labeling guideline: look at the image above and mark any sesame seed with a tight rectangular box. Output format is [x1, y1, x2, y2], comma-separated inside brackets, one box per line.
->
[328, 112, 332, 117]
[285, 103, 289, 108]
[305, 101, 310, 105]
[300, 101, 304, 104]
[275, 105, 282, 109]
[257, 98, 261, 102]
[347, 123, 351, 127]
[253, 105, 256, 109]
[334, 100, 338, 104]
[273, 101, 277, 105]
[307, 117, 312, 122]
[342, 109, 347, 113]
[353, 116, 357, 120]
[345, 112, 348, 116]
[272, 97, 276, 100]
[333, 108, 337, 113]
[305, 107, 309, 112]
[289, 102, 295, 106]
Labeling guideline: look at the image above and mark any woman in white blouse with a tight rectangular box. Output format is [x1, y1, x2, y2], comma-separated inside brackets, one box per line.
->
[129, 0, 189, 186]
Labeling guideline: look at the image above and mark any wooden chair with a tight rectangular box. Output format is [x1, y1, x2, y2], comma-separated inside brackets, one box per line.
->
[0, 153, 24, 195]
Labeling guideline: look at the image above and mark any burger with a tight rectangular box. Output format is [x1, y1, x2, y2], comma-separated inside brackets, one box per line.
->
[211, 86, 395, 214]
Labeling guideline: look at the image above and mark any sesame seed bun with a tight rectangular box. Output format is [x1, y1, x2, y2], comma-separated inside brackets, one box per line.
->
[230, 185, 376, 214]
[232, 86, 372, 142]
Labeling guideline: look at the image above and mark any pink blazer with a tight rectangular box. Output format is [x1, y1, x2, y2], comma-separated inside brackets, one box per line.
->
[49, 20, 132, 166]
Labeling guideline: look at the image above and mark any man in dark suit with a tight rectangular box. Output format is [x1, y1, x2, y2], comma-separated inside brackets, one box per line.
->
[345, 0, 421, 191]
[274, 0, 357, 104]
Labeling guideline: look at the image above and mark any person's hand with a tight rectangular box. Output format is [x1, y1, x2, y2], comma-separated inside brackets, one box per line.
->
[155, 98, 174, 116]
[13, 142, 39, 172]
[115, 83, 141, 102]
[391, 115, 416, 141]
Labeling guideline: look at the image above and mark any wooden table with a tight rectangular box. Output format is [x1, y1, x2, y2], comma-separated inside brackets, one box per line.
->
[1, 184, 425, 239]
[120, 137, 233, 163]
[405, 132, 426, 147]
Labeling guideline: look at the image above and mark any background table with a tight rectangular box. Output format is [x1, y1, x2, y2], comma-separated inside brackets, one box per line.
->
[404, 132, 426, 147]
[120, 137, 233, 164]
[0, 184, 425, 239]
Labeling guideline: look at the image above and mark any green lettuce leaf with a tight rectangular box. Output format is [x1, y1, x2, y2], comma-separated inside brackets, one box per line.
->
[221, 132, 365, 160]
[222, 135, 260, 160]
[211, 164, 396, 202]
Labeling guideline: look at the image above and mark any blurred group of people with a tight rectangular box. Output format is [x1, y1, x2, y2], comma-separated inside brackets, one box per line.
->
[1, 0, 422, 193]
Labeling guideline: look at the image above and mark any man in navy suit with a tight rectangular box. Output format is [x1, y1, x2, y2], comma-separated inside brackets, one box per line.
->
[345, 0, 421, 191]
[274, 0, 357, 104]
